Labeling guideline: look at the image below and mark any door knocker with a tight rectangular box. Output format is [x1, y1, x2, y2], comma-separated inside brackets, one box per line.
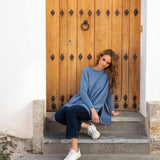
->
[81, 20, 90, 31]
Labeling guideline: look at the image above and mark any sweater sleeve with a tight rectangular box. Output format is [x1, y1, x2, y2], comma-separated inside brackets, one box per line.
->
[79, 68, 94, 109]
[106, 91, 114, 111]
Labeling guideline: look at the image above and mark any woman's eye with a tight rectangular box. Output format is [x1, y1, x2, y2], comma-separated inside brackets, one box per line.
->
[102, 58, 105, 61]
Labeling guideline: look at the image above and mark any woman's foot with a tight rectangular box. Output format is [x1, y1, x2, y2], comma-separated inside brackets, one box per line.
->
[64, 148, 81, 160]
[87, 124, 100, 140]
[111, 110, 121, 116]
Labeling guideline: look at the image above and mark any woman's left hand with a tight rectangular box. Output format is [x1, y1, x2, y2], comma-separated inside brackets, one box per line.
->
[111, 110, 121, 116]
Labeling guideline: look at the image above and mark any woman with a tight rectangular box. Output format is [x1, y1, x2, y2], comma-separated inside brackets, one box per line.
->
[55, 49, 121, 160]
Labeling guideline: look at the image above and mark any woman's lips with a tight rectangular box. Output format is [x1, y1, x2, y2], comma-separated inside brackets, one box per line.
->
[101, 65, 105, 68]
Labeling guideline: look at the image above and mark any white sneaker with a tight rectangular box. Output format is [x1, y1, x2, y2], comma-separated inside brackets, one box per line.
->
[64, 148, 81, 160]
[87, 124, 100, 140]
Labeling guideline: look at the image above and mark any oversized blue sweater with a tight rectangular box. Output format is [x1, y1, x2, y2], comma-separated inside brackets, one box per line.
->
[63, 66, 114, 125]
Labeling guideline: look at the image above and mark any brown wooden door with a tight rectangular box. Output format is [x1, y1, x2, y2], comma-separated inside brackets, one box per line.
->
[46, 0, 140, 111]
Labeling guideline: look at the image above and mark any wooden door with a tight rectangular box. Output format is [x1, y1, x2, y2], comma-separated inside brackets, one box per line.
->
[46, 0, 140, 111]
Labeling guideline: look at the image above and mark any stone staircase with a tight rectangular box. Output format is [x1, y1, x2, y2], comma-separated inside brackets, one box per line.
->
[43, 111, 150, 155]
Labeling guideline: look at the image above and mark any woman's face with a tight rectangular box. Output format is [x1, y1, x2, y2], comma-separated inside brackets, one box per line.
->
[98, 55, 112, 70]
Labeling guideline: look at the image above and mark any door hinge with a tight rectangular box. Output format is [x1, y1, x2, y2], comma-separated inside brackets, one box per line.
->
[140, 25, 143, 33]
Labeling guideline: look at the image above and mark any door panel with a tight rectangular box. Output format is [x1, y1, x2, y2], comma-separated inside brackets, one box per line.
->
[122, 0, 130, 109]
[77, 0, 95, 92]
[129, 0, 140, 109]
[68, 0, 77, 103]
[59, 0, 68, 107]
[112, 0, 123, 106]
[46, 0, 60, 111]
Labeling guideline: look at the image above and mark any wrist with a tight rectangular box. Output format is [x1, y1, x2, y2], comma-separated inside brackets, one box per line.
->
[90, 108, 96, 112]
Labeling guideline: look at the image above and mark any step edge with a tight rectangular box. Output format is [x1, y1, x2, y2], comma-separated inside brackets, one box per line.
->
[46, 117, 145, 122]
[43, 137, 150, 144]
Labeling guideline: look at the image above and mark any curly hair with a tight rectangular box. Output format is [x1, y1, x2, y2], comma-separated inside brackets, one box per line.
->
[95, 49, 118, 93]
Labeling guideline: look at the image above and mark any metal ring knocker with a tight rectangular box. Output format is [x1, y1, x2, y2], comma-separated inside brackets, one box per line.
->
[81, 20, 90, 31]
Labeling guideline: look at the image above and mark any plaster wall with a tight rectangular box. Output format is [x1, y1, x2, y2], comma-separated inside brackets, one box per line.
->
[0, 0, 45, 138]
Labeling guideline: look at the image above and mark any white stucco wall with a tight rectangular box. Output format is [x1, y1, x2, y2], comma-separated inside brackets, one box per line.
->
[0, 0, 160, 138]
[139, 0, 160, 117]
[137, 0, 160, 117]
[146, 0, 160, 102]
[0, 0, 45, 138]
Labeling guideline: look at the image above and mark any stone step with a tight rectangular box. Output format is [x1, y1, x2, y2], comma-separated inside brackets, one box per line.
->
[13, 153, 160, 160]
[43, 132, 149, 154]
[45, 111, 146, 133]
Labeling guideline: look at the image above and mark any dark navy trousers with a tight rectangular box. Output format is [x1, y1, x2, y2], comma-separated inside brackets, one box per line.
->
[55, 105, 90, 139]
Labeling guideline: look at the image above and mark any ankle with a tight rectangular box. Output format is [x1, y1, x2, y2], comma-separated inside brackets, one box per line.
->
[72, 147, 78, 152]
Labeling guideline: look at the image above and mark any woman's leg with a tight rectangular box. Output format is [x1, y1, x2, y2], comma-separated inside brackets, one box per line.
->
[65, 106, 90, 139]
[64, 106, 90, 151]
[55, 106, 67, 125]
[71, 138, 78, 152]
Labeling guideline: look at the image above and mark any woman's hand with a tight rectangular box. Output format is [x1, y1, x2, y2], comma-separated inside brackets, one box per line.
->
[111, 110, 121, 116]
[90, 108, 99, 124]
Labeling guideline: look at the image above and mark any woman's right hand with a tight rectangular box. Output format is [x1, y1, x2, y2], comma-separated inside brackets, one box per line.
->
[90, 108, 99, 124]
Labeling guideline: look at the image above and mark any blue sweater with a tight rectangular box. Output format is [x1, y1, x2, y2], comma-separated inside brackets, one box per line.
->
[63, 66, 114, 125]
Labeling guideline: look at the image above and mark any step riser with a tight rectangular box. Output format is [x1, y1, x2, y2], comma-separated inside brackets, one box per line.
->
[46, 121, 146, 133]
[43, 143, 149, 154]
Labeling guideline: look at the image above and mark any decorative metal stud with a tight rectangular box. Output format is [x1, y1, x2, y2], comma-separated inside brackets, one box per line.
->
[123, 95, 127, 101]
[51, 103, 56, 110]
[115, 9, 120, 16]
[87, 54, 92, 60]
[60, 10, 64, 16]
[133, 54, 137, 61]
[133, 95, 137, 101]
[60, 95, 65, 102]
[115, 95, 118, 101]
[124, 9, 129, 16]
[115, 103, 119, 109]
[96, 9, 101, 16]
[51, 96, 55, 101]
[60, 54, 64, 61]
[133, 95, 137, 109]
[133, 103, 137, 108]
[51, 10, 55, 16]
[88, 10, 92, 16]
[79, 9, 83, 15]
[70, 95, 73, 99]
[79, 54, 83, 60]
[106, 10, 110, 16]
[69, 9, 74, 16]
[50, 54, 55, 60]
[70, 54, 74, 60]
[134, 9, 138, 16]
[124, 103, 128, 108]
[124, 54, 128, 60]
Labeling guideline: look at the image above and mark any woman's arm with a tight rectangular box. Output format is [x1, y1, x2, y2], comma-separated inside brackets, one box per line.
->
[79, 68, 94, 109]
[79, 68, 100, 123]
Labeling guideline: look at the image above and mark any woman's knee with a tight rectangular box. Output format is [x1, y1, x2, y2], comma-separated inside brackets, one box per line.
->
[55, 111, 60, 122]
[55, 108, 65, 123]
